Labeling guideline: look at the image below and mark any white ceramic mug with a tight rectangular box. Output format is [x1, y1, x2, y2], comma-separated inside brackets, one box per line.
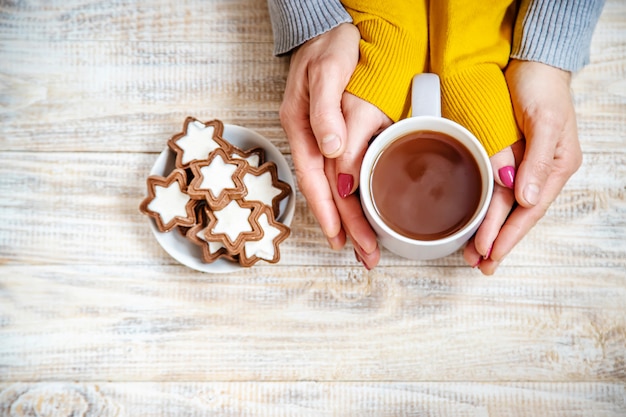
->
[359, 73, 494, 260]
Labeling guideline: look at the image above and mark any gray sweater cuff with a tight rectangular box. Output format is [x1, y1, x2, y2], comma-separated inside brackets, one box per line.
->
[511, 0, 606, 72]
[267, 0, 353, 55]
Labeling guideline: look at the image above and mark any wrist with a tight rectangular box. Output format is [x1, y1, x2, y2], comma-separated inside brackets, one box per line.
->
[507, 59, 572, 86]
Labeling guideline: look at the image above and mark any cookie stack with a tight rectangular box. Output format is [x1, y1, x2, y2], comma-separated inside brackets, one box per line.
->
[140, 117, 292, 267]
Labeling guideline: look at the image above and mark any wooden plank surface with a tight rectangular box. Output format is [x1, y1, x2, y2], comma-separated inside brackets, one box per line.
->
[0, 40, 290, 153]
[0, 0, 275, 42]
[0, 151, 624, 267]
[0, 0, 625, 415]
[1, 265, 625, 382]
[1, 382, 625, 416]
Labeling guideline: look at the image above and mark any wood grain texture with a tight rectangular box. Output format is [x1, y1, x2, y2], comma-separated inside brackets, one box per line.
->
[0, 0, 625, 415]
[0, 0, 274, 43]
[1, 265, 624, 382]
[0, 151, 624, 267]
[1, 382, 625, 416]
[0, 40, 290, 153]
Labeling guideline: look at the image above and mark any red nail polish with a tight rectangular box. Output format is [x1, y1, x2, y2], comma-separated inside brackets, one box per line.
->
[498, 166, 516, 189]
[337, 173, 354, 198]
[472, 258, 481, 268]
[483, 246, 493, 260]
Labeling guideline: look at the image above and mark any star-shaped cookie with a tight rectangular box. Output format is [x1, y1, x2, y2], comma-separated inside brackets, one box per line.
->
[168, 117, 232, 169]
[239, 206, 290, 266]
[186, 206, 238, 263]
[139, 169, 197, 232]
[187, 147, 247, 209]
[204, 200, 264, 254]
[241, 161, 292, 216]
[229, 146, 265, 168]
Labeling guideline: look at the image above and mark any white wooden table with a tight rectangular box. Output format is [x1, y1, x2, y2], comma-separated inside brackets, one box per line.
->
[1, 1, 625, 415]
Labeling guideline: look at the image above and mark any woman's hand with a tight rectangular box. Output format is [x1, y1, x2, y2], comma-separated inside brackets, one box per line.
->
[327, 92, 392, 269]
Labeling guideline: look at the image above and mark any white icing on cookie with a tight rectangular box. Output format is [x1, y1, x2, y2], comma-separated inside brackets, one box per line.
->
[148, 182, 191, 225]
[243, 213, 280, 260]
[242, 171, 283, 208]
[198, 153, 238, 196]
[231, 152, 260, 168]
[177, 121, 220, 164]
[196, 226, 225, 254]
[212, 200, 253, 243]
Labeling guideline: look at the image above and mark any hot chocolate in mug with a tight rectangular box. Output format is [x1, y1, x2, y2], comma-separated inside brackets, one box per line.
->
[360, 73, 494, 260]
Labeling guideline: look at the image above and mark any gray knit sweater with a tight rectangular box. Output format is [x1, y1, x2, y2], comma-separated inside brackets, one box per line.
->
[267, 0, 605, 72]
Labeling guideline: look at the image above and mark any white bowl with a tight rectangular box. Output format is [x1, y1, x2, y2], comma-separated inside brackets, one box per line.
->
[147, 124, 295, 272]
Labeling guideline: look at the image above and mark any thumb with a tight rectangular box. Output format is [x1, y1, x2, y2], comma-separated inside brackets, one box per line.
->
[308, 61, 352, 159]
[336, 93, 392, 198]
[515, 114, 561, 207]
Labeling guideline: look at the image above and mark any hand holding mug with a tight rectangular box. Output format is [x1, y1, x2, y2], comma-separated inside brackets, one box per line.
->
[279, 23, 360, 250]
[464, 60, 582, 274]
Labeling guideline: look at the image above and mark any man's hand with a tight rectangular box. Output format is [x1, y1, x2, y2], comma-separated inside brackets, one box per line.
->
[465, 60, 582, 274]
[279, 23, 360, 250]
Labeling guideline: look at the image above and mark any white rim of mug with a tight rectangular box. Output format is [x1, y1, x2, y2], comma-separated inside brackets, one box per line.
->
[360, 116, 494, 246]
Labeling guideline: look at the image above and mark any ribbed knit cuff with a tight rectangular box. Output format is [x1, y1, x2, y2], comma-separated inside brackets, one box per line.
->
[511, 0, 606, 72]
[345, 20, 427, 122]
[441, 64, 521, 157]
[267, 0, 353, 55]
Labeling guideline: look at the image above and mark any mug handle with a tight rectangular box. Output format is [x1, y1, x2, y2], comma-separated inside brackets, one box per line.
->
[412, 73, 441, 118]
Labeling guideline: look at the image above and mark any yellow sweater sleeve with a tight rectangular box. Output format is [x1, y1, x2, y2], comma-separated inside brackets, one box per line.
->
[342, 0, 520, 157]
[430, 1, 521, 156]
[341, 0, 428, 122]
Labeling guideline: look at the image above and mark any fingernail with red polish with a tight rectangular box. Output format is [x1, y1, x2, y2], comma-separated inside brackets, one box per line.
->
[337, 173, 354, 198]
[472, 258, 481, 269]
[498, 166, 516, 189]
[483, 246, 493, 260]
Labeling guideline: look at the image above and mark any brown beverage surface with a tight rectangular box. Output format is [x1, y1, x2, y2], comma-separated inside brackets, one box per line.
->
[370, 131, 482, 241]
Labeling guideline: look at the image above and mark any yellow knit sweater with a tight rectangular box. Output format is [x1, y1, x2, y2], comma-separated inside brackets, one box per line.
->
[342, 0, 521, 156]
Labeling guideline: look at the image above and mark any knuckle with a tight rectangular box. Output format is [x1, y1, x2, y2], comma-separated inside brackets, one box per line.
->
[553, 136, 583, 178]
[527, 103, 564, 129]
[571, 147, 583, 172]
[295, 177, 307, 196]
[309, 107, 335, 125]
[309, 53, 339, 73]
[278, 99, 293, 120]
[279, 100, 303, 128]
[293, 170, 311, 197]
[293, 164, 322, 195]
[532, 158, 553, 180]
[278, 102, 290, 125]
